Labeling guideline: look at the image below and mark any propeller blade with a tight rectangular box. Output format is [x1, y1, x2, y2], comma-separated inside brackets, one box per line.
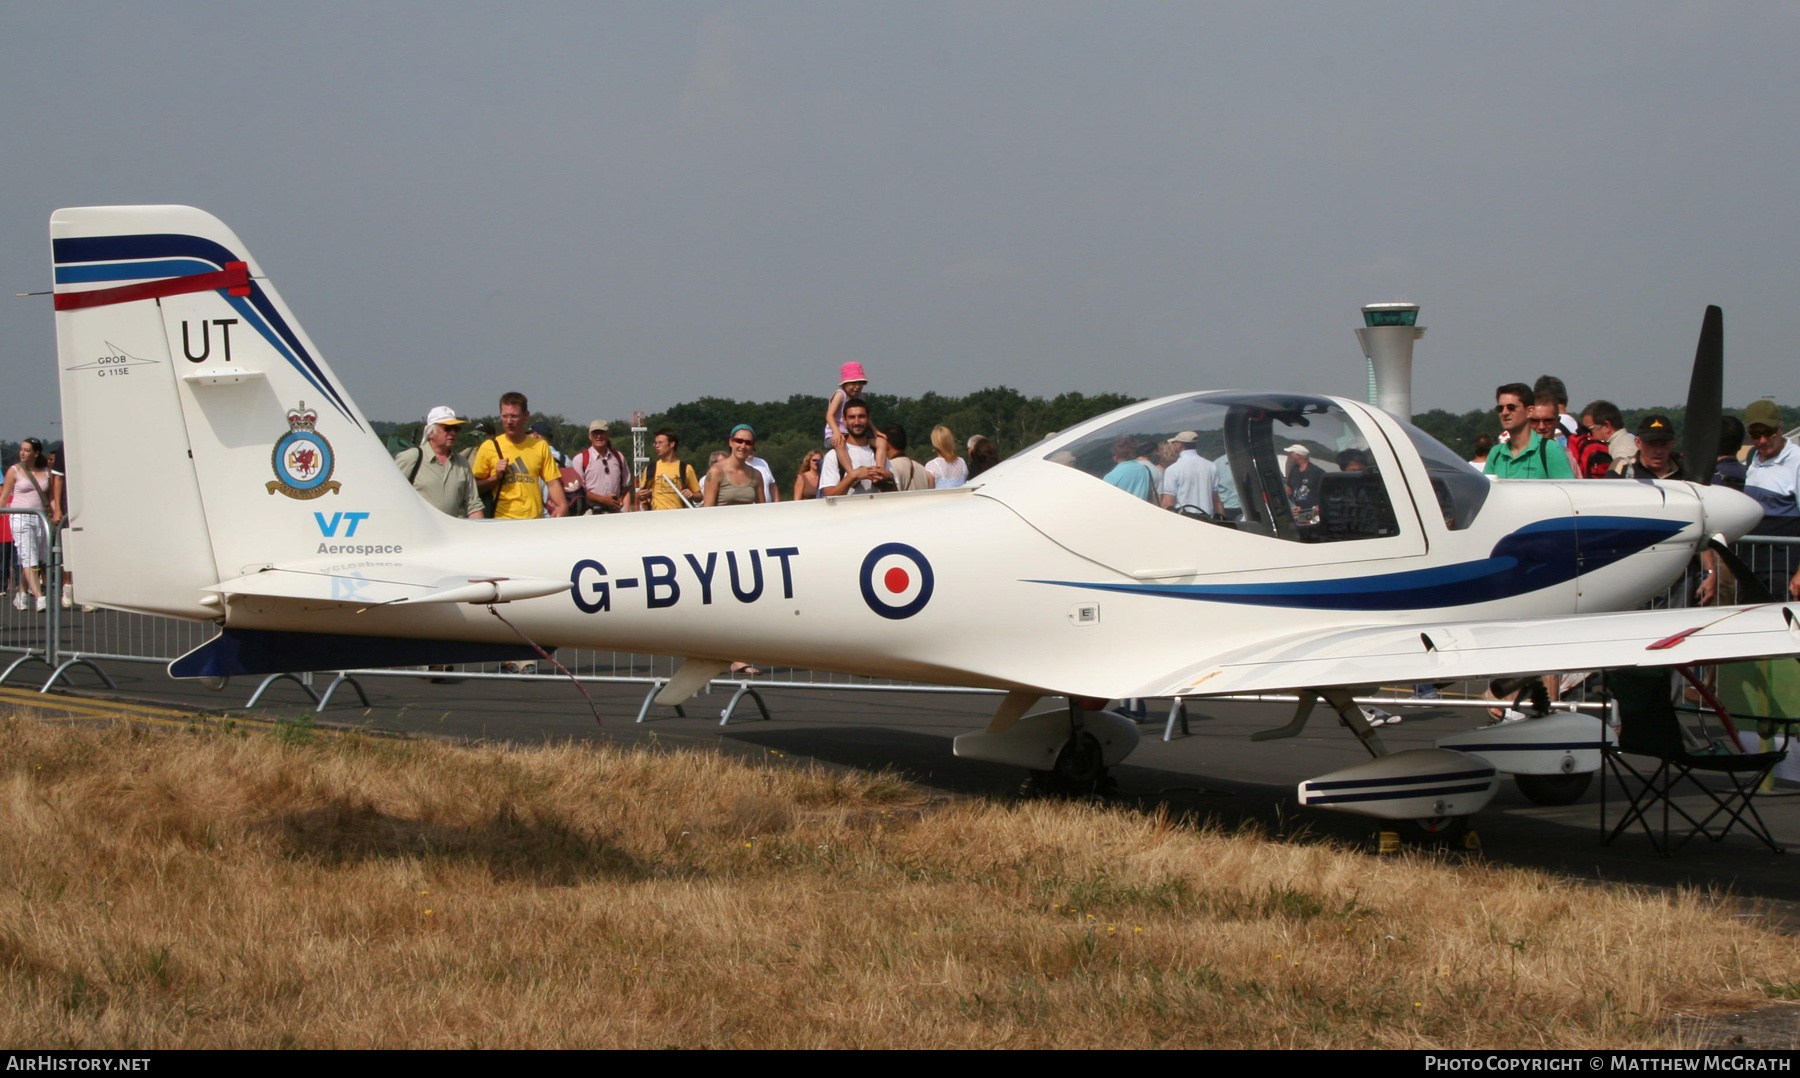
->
[1705, 536, 1777, 604]
[1683, 305, 1723, 485]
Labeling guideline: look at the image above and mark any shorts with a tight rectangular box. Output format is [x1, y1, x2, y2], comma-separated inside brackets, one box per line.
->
[13, 516, 46, 568]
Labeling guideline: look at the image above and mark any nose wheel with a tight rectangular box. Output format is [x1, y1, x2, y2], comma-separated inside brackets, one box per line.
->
[1374, 814, 1477, 853]
[1412, 814, 1470, 840]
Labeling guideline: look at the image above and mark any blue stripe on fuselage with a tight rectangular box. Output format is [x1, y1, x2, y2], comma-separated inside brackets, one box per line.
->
[1027, 516, 1686, 611]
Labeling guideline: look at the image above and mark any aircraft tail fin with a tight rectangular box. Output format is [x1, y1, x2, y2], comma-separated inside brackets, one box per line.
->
[52, 205, 442, 618]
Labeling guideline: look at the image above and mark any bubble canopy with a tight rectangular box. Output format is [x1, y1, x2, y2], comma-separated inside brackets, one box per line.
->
[1034, 392, 1486, 543]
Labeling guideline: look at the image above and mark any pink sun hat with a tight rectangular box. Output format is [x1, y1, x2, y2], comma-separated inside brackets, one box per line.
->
[838, 361, 869, 386]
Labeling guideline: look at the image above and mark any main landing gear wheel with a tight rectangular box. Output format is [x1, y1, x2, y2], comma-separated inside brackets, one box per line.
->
[1022, 733, 1115, 798]
[1514, 772, 1592, 806]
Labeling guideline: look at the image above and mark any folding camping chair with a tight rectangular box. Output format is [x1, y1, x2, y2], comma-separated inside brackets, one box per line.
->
[1599, 667, 1785, 855]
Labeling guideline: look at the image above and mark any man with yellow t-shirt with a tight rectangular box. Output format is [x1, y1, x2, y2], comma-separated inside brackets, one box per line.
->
[472, 391, 569, 519]
[634, 427, 701, 511]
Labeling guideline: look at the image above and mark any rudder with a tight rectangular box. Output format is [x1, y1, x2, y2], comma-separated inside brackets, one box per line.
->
[52, 206, 440, 617]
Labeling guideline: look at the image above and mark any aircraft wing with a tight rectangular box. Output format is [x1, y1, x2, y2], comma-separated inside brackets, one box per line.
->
[205, 562, 571, 608]
[1149, 602, 1800, 699]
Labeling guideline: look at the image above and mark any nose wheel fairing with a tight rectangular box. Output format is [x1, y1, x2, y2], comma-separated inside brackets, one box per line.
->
[1297, 748, 1500, 821]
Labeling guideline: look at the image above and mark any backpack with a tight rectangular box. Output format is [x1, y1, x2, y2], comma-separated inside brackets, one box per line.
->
[1568, 432, 1613, 479]
[641, 460, 698, 508]
[473, 438, 500, 518]
[888, 456, 934, 492]
[398, 446, 427, 485]
[572, 446, 627, 514]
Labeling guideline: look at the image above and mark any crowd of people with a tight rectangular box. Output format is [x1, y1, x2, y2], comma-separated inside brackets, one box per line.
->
[1450, 375, 1800, 723]
[400, 366, 1005, 524]
[1477, 375, 1800, 602]
[394, 372, 1800, 595]
[1099, 429, 1249, 521]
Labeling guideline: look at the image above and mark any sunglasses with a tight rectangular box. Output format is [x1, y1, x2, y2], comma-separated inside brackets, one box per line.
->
[730, 437, 755, 447]
[1495, 403, 1523, 413]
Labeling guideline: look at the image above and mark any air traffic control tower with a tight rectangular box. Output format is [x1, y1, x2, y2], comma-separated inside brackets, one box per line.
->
[1355, 302, 1425, 420]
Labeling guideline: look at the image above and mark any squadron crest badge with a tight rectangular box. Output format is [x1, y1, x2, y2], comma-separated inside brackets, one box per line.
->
[267, 402, 341, 499]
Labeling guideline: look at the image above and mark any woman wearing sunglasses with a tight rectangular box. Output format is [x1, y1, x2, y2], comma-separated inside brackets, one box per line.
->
[704, 424, 767, 507]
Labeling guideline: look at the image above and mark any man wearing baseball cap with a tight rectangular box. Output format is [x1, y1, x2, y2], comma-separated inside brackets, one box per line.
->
[1702, 400, 1800, 605]
[1158, 431, 1221, 517]
[1612, 414, 1685, 479]
[395, 405, 484, 518]
[1743, 399, 1800, 535]
[1282, 444, 1323, 526]
[1745, 400, 1800, 600]
[572, 420, 634, 514]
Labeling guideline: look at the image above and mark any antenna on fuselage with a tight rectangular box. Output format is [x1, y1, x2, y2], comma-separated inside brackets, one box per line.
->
[1355, 302, 1425, 420]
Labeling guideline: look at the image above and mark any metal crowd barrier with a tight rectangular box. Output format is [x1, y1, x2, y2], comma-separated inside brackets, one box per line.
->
[0, 507, 115, 692]
[3, 533, 1795, 729]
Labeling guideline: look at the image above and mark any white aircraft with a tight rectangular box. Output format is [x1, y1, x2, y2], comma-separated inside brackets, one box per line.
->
[49, 205, 1800, 833]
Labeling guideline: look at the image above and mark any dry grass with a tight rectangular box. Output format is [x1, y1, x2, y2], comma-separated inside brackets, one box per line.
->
[1, 714, 1795, 1049]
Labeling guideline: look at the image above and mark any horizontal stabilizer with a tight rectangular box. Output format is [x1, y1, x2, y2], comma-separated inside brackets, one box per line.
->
[207, 563, 571, 607]
[169, 628, 539, 678]
[1152, 603, 1800, 699]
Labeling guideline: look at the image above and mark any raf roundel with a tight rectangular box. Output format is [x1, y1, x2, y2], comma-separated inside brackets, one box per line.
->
[859, 542, 934, 620]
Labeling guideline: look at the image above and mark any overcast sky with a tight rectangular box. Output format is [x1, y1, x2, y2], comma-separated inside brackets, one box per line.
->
[4, 2, 1797, 438]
